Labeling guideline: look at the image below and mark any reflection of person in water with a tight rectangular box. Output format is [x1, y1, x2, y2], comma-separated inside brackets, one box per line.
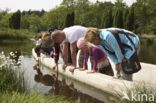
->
[60, 79, 78, 100]
[78, 92, 104, 103]
[33, 64, 56, 86]
[33, 64, 103, 103]
[33, 64, 61, 95]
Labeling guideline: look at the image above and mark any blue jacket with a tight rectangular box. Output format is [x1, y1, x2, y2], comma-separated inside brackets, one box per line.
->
[98, 28, 139, 64]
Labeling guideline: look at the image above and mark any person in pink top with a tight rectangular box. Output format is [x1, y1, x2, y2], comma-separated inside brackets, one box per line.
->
[77, 38, 114, 76]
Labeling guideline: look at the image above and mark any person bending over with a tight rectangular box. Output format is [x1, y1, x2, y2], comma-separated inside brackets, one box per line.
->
[77, 37, 114, 76]
[51, 25, 87, 72]
[84, 27, 140, 81]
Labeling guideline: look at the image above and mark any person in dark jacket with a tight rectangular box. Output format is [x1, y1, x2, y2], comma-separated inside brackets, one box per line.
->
[41, 36, 62, 69]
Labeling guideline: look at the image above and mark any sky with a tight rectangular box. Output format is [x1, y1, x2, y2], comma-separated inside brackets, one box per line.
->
[0, 0, 136, 12]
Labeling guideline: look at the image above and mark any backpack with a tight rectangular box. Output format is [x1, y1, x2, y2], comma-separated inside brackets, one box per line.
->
[102, 29, 141, 74]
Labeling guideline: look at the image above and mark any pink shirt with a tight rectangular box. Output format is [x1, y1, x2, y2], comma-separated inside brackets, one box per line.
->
[83, 46, 107, 70]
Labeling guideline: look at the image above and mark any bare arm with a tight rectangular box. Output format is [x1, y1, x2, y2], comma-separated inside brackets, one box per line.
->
[62, 42, 68, 64]
[70, 41, 77, 67]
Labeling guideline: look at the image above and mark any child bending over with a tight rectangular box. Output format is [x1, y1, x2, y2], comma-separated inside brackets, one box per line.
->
[77, 38, 114, 76]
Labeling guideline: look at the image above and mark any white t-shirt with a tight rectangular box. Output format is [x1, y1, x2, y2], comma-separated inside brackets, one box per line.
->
[63, 25, 87, 44]
[36, 38, 42, 46]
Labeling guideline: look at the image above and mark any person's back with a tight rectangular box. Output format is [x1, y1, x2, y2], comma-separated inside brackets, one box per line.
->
[101, 27, 139, 47]
[99, 28, 140, 64]
[63, 25, 87, 43]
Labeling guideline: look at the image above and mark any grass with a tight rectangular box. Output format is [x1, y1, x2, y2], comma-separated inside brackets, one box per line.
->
[0, 92, 73, 103]
[0, 66, 25, 93]
[0, 28, 39, 40]
[0, 52, 73, 103]
[116, 83, 156, 103]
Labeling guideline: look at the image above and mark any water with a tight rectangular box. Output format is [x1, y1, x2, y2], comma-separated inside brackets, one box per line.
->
[139, 38, 156, 64]
[0, 39, 156, 103]
[0, 40, 117, 103]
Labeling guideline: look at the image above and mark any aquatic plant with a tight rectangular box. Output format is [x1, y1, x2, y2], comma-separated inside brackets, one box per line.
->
[0, 51, 23, 69]
[0, 51, 25, 93]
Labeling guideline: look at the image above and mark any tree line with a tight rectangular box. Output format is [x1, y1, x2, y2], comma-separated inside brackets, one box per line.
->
[0, 0, 156, 34]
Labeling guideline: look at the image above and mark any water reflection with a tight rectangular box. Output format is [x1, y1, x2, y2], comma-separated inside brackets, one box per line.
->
[33, 64, 56, 87]
[33, 64, 116, 103]
[0, 40, 35, 55]
[139, 38, 156, 64]
[1, 41, 114, 103]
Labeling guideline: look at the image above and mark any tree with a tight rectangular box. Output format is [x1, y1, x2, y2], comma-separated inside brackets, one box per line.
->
[113, 0, 126, 28]
[113, 8, 123, 28]
[103, 9, 113, 28]
[126, 7, 134, 31]
[65, 12, 75, 27]
[74, 0, 90, 25]
[20, 15, 30, 29]
[0, 9, 11, 27]
[28, 14, 41, 32]
[145, 0, 156, 34]
[9, 10, 21, 29]
[123, 8, 129, 29]
[133, 0, 147, 33]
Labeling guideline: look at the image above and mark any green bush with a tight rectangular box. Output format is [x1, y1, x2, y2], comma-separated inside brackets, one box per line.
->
[0, 28, 36, 40]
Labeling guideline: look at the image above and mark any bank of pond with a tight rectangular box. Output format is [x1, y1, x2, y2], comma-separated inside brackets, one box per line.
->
[0, 28, 39, 40]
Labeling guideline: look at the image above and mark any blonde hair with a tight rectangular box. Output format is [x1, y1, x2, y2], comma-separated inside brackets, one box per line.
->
[83, 42, 96, 50]
[84, 27, 100, 42]
[42, 33, 50, 40]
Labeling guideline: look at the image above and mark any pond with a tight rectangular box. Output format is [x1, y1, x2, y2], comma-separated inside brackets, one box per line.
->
[0, 38, 156, 103]
[0, 40, 117, 103]
[139, 38, 156, 64]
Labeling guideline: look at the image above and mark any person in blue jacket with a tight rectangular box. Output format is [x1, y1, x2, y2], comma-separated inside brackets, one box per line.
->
[84, 27, 140, 81]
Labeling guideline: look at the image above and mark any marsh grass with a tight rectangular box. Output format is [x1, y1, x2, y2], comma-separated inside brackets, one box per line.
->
[115, 83, 156, 103]
[0, 51, 26, 93]
[0, 28, 36, 40]
[0, 66, 25, 93]
[0, 92, 73, 103]
[0, 52, 72, 103]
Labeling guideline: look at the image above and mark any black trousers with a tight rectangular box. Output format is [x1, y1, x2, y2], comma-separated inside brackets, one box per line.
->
[98, 63, 114, 76]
